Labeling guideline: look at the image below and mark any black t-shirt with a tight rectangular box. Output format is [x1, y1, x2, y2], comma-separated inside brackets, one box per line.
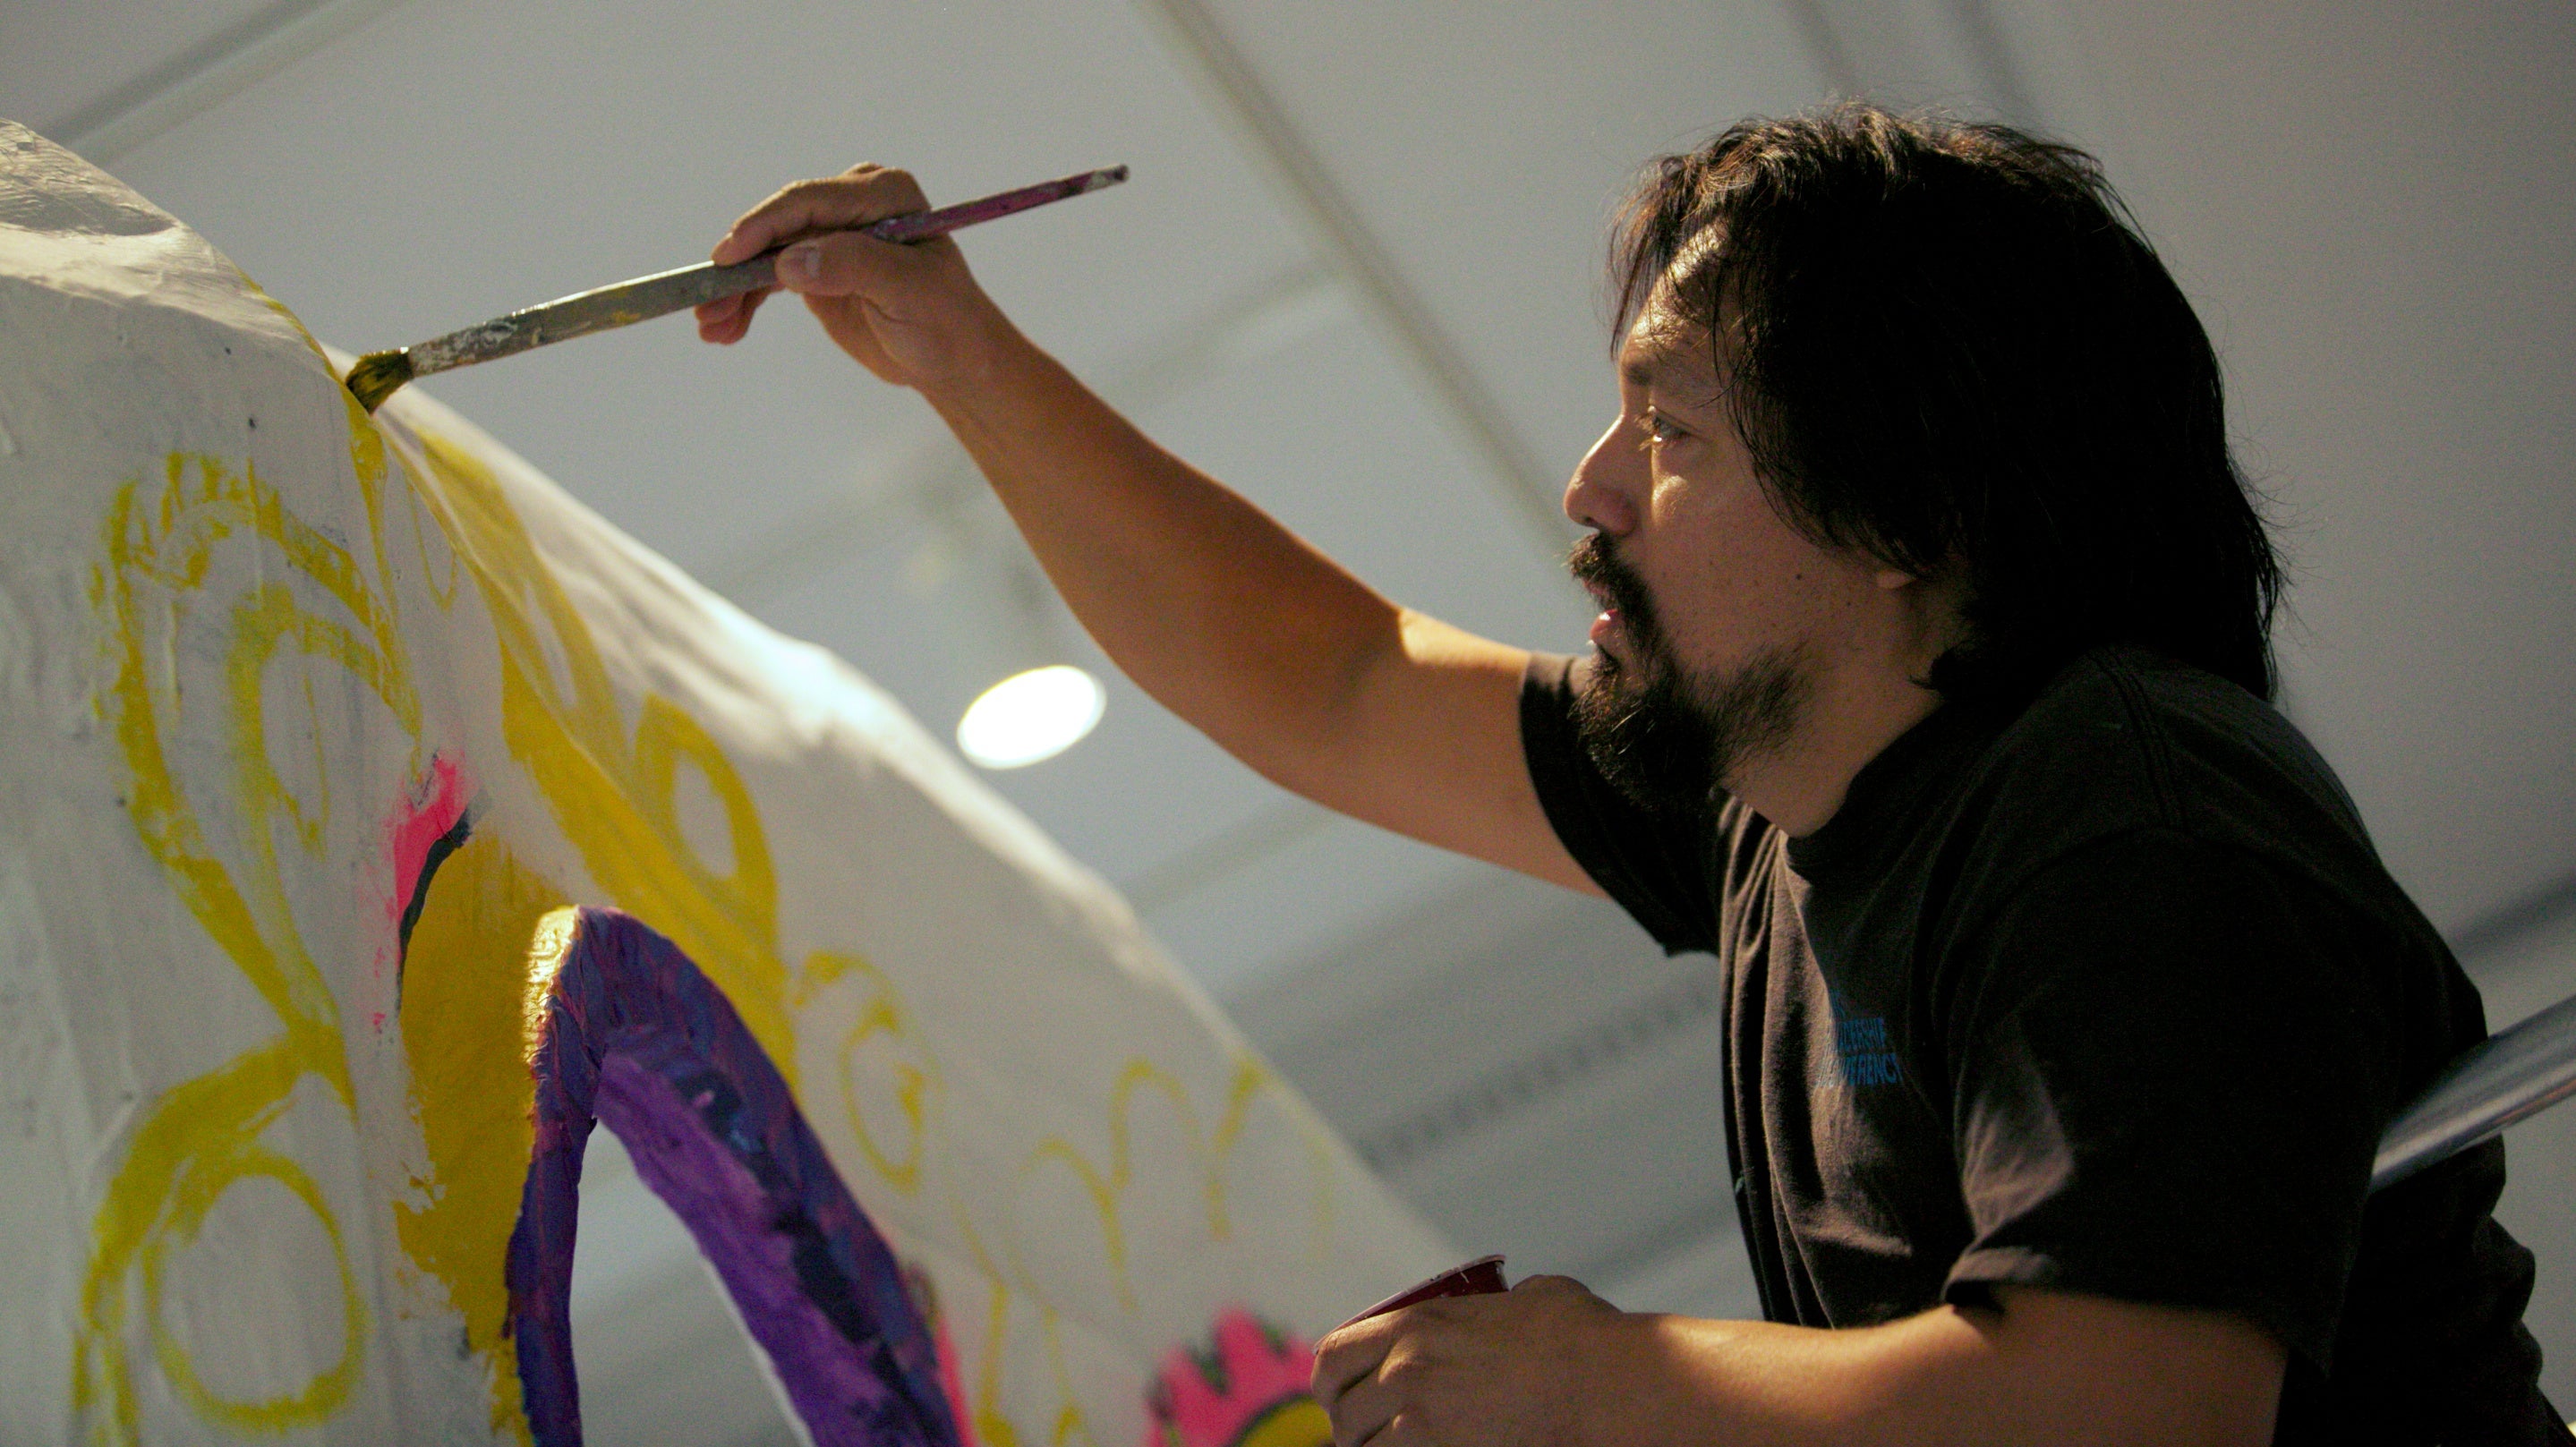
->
[1521, 644, 2562, 1442]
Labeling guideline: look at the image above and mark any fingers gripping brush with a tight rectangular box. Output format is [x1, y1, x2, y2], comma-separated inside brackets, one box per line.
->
[342, 165, 1128, 413]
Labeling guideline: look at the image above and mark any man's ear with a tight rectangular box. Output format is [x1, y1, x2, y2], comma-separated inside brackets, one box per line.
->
[1878, 558, 1974, 659]
[1876, 555, 1968, 605]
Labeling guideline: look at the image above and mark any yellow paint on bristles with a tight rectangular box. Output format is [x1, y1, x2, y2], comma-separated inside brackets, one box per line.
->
[342, 350, 414, 413]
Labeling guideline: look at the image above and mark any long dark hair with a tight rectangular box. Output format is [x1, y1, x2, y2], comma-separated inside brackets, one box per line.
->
[1611, 105, 2284, 700]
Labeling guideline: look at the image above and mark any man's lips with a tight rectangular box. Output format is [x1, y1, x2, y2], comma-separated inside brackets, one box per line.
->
[1567, 535, 1645, 657]
[1589, 605, 1623, 650]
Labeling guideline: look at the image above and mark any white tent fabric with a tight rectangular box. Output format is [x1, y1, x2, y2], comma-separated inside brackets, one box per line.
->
[0, 120, 1446, 1446]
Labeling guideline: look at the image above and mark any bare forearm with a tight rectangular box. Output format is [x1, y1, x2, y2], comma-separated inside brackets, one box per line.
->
[920, 322, 1408, 779]
[1315, 1283, 2280, 1447]
[1589, 1299, 2281, 1447]
[1596, 1310, 1994, 1447]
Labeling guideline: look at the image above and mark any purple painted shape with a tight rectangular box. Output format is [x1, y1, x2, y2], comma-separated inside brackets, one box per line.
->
[504, 907, 961, 1447]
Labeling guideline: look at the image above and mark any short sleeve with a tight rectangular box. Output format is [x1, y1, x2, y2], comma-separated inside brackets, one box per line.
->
[1939, 827, 2399, 1370]
[1517, 653, 1722, 954]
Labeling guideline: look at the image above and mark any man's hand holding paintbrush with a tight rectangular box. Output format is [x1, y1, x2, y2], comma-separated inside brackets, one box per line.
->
[1312, 1273, 1638, 1447]
[700, 164, 1019, 392]
[342, 166, 1121, 411]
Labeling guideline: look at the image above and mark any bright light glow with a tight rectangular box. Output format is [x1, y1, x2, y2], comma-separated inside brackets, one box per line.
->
[957, 666, 1105, 770]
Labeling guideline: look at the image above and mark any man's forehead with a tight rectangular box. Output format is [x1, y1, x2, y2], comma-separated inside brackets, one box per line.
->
[1619, 297, 1722, 397]
[1620, 228, 1731, 391]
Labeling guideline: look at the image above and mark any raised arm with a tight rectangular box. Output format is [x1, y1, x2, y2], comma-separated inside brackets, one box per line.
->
[699, 166, 1596, 895]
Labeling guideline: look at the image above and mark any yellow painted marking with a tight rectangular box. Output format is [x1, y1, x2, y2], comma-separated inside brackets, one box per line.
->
[394, 430, 798, 1077]
[1235, 1398, 1333, 1447]
[806, 950, 936, 1196]
[394, 837, 570, 1446]
[142, 1143, 363, 1430]
[80, 451, 414, 1441]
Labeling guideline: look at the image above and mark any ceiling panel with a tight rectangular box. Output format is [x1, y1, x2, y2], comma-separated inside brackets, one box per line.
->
[1194, 0, 1829, 515]
[1594, 1227, 1764, 1320]
[1141, 814, 1496, 1000]
[571, 1131, 800, 1446]
[1121, 291, 1590, 653]
[752, 530, 1302, 896]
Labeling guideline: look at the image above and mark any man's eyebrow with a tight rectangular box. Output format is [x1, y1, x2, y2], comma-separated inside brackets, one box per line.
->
[1622, 332, 1722, 403]
[1620, 331, 1685, 389]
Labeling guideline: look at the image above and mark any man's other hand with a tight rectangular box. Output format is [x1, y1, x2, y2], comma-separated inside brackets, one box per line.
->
[1311, 1278, 2285, 1447]
[1313, 1274, 1625, 1447]
[698, 165, 1012, 393]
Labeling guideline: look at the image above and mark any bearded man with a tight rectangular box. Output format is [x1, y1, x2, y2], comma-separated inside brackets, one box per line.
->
[700, 106, 2562, 1443]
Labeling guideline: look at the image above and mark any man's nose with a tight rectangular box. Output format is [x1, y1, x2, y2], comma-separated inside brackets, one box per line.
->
[1564, 419, 1641, 535]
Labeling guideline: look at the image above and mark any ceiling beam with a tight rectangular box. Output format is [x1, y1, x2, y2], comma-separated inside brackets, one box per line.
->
[2451, 870, 2576, 966]
[55, 0, 416, 163]
[1129, 0, 1573, 562]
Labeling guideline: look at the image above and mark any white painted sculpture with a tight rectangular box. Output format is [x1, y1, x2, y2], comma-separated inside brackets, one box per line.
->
[0, 120, 1446, 1446]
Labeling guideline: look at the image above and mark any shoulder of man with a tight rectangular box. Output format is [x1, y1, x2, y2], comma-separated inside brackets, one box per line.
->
[1940, 643, 2389, 919]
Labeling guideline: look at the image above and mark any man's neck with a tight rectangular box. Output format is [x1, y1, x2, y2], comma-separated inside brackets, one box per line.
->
[1730, 662, 1947, 837]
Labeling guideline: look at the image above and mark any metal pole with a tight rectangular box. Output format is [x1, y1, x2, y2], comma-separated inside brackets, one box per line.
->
[2371, 990, 2576, 1193]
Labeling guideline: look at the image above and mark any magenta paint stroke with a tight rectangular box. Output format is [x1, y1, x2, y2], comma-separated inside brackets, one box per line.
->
[1142, 1308, 1320, 1447]
[505, 907, 965, 1447]
[385, 753, 472, 1000]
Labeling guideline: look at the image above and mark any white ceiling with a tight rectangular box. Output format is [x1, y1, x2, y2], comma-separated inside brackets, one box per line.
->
[10, 0, 2575, 1434]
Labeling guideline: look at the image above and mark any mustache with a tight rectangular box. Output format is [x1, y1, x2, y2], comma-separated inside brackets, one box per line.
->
[1565, 533, 1663, 648]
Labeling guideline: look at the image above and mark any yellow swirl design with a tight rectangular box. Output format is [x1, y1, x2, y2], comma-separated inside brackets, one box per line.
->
[78, 363, 1352, 1446]
[79, 441, 414, 1441]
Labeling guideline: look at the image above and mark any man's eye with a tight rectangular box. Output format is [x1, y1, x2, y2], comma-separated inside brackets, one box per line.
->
[1636, 409, 1685, 446]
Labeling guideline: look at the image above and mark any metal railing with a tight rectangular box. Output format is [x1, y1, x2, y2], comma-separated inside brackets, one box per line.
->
[2371, 991, 2576, 1192]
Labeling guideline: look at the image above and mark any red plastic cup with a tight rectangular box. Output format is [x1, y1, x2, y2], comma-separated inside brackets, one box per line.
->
[1333, 1255, 1510, 1332]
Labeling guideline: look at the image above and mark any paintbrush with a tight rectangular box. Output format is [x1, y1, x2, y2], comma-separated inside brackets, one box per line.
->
[343, 164, 1129, 413]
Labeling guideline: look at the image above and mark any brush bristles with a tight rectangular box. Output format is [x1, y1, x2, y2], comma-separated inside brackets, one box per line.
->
[344, 350, 414, 413]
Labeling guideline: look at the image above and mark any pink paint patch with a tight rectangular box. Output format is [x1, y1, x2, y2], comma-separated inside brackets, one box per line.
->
[385, 753, 470, 936]
[926, 1286, 977, 1447]
[1143, 1309, 1318, 1447]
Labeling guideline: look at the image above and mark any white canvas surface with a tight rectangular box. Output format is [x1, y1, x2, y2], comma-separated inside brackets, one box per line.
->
[0, 119, 1446, 1446]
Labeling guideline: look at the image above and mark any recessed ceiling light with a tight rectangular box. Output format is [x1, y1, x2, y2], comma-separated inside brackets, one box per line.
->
[956, 665, 1106, 770]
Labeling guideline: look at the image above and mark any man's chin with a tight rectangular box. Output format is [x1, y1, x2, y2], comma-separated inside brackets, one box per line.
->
[1570, 662, 1720, 817]
[1571, 643, 1813, 818]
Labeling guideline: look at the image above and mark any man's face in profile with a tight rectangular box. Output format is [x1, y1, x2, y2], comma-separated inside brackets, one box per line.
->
[1559, 292, 1868, 813]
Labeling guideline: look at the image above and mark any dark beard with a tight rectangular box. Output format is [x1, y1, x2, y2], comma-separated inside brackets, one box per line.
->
[1566, 536, 1808, 816]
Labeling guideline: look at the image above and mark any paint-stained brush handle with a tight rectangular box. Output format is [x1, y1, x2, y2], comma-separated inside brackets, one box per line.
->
[345, 164, 1128, 411]
[402, 251, 781, 379]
